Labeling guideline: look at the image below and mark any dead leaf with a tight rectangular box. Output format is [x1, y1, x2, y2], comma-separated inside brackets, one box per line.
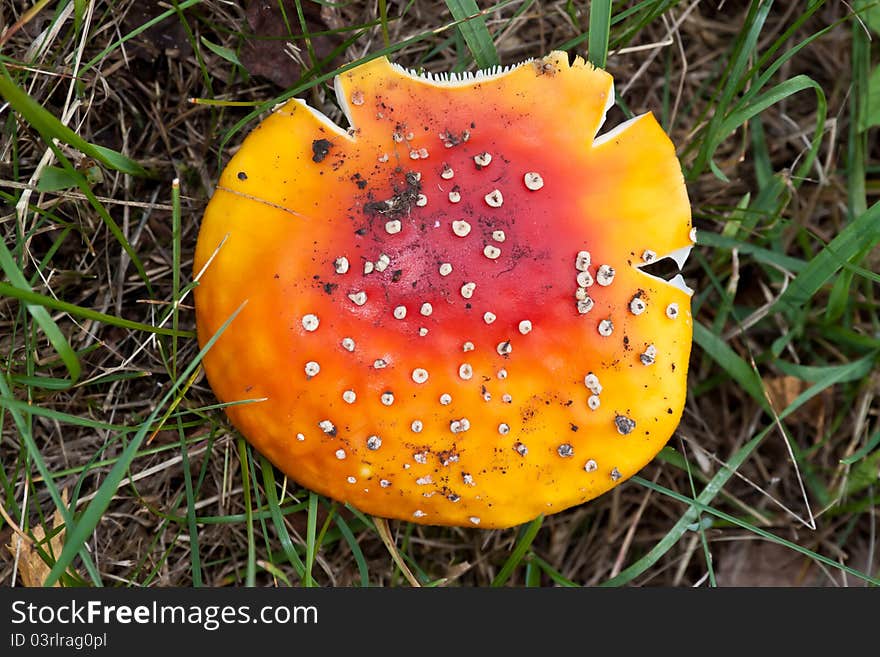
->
[122, 0, 193, 62]
[764, 375, 831, 439]
[240, 0, 343, 89]
[4, 492, 69, 587]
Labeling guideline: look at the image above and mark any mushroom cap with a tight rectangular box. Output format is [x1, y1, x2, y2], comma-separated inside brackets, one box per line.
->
[193, 51, 693, 529]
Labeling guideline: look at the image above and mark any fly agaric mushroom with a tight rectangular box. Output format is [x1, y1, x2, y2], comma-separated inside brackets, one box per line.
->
[193, 51, 693, 529]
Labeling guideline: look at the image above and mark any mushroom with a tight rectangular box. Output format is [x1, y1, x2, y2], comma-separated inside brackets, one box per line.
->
[193, 51, 693, 529]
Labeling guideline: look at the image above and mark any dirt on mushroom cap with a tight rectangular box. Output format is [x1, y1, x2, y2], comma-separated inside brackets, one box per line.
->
[193, 51, 693, 529]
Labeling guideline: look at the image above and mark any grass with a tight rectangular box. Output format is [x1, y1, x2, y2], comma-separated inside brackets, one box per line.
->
[1, 0, 878, 587]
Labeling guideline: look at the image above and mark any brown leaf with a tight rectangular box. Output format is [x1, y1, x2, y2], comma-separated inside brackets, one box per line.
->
[764, 375, 831, 439]
[4, 493, 69, 587]
[122, 0, 193, 62]
[240, 0, 343, 89]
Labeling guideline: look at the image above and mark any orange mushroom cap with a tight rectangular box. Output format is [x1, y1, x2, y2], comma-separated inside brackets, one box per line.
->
[194, 51, 693, 529]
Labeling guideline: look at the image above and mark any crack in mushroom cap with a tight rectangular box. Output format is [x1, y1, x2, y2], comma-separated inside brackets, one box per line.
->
[193, 51, 693, 529]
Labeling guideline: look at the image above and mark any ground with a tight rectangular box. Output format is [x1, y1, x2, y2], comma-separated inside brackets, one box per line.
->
[0, 0, 878, 587]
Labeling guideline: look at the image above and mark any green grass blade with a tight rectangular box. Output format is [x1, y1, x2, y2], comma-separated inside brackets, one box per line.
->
[199, 36, 243, 68]
[259, 457, 306, 580]
[686, 4, 831, 188]
[42, 302, 247, 585]
[179, 417, 202, 587]
[855, 0, 880, 33]
[291, 0, 322, 78]
[334, 514, 370, 587]
[42, 141, 154, 294]
[48, 433, 208, 481]
[749, 115, 774, 189]
[7, 375, 74, 390]
[36, 165, 80, 192]
[0, 396, 128, 432]
[682, 450, 717, 587]
[860, 59, 880, 133]
[73, 0, 86, 33]
[0, 281, 193, 338]
[706, 76, 826, 182]
[633, 476, 880, 586]
[0, 65, 147, 177]
[841, 430, 880, 466]
[774, 353, 877, 383]
[0, 373, 102, 585]
[688, 0, 771, 177]
[237, 437, 256, 586]
[693, 322, 768, 411]
[444, 1, 500, 69]
[195, 501, 308, 526]
[588, 0, 612, 68]
[491, 515, 543, 586]
[0, 240, 81, 383]
[526, 553, 579, 587]
[171, 178, 182, 379]
[603, 345, 869, 586]
[845, 450, 880, 497]
[750, 1, 826, 87]
[305, 492, 319, 587]
[524, 559, 541, 587]
[0, 41, 152, 295]
[378, 0, 391, 47]
[601, 431, 765, 586]
[1, 395, 253, 438]
[698, 231, 807, 272]
[775, 202, 880, 313]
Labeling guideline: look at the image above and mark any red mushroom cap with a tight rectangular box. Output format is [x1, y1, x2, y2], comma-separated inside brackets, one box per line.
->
[193, 52, 694, 528]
